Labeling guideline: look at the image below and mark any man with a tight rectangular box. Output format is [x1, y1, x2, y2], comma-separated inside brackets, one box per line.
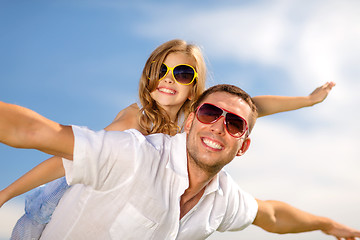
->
[1, 84, 359, 239]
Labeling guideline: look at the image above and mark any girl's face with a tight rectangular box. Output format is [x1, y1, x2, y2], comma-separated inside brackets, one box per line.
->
[150, 52, 195, 117]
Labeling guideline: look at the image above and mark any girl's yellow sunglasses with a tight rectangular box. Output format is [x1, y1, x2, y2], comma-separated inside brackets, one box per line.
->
[150, 62, 197, 85]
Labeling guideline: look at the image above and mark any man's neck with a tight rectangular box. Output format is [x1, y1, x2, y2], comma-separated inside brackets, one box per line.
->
[179, 187, 205, 220]
[179, 159, 218, 219]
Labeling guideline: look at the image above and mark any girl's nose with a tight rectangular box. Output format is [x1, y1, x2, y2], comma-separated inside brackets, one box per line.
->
[162, 70, 175, 84]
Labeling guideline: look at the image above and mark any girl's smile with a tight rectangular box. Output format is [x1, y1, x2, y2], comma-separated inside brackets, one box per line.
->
[157, 86, 177, 95]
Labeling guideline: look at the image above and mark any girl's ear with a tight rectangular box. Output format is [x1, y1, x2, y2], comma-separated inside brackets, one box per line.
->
[188, 86, 196, 100]
[188, 91, 194, 100]
[236, 138, 251, 156]
[184, 112, 195, 134]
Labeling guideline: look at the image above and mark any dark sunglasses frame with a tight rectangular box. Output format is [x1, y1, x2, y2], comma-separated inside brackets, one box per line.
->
[195, 103, 249, 138]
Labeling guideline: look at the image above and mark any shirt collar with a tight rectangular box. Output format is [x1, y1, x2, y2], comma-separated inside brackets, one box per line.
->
[204, 172, 223, 196]
[167, 132, 188, 178]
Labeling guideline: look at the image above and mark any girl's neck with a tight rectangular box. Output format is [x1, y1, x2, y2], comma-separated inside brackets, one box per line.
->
[161, 105, 182, 122]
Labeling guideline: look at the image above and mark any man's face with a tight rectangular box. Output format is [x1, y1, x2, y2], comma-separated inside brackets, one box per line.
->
[184, 92, 252, 174]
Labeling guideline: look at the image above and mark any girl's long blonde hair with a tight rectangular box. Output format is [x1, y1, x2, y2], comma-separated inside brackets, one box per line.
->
[138, 39, 206, 135]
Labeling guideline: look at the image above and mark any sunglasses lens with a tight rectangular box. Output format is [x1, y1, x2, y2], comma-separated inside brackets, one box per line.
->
[225, 113, 246, 137]
[159, 63, 168, 79]
[197, 104, 223, 124]
[173, 65, 195, 84]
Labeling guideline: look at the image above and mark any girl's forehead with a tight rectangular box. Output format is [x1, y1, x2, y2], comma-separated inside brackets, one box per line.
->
[164, 52, 196, 66]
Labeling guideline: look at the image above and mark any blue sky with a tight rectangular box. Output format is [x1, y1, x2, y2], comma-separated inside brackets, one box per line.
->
[1, 0, 359, 239]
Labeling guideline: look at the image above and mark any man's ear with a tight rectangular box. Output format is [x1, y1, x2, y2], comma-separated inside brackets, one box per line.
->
[184, 112, 195, 134]
[236, 138, 251, 156]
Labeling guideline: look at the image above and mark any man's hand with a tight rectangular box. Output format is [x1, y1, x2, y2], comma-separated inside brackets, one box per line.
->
[322, 219, 360, 240]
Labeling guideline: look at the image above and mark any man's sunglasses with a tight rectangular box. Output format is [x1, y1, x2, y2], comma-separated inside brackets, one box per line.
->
[150, 62, 198, 85]
[196, 103, 248, 138]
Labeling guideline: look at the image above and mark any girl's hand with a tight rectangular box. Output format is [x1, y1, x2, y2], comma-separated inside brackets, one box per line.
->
[308, 82, 336, 105]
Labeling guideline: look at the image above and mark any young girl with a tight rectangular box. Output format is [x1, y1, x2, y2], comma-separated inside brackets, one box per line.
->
[1, 39, 335, 239]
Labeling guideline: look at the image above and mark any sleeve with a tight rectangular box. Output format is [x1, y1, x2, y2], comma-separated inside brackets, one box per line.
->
[63, 126, 140, 191]
[217, 172, 258, 232]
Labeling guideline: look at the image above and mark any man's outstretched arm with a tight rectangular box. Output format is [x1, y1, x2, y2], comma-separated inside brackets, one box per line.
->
[253, 199, 360, 239]
[0, 101, 74, 159]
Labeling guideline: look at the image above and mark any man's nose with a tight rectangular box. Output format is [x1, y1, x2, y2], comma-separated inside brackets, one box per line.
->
[209, 116, 226, 136]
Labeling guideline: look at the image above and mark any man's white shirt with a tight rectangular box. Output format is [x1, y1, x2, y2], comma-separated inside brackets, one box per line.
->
[40, 126, 258, 240]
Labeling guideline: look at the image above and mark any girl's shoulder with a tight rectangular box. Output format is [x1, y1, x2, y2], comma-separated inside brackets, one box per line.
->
[116, 103, 140, 118]
[104, 103, 146, 134]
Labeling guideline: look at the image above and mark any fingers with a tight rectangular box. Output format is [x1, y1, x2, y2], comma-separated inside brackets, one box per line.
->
[323, 81, 336, 91]
[308, 81, 336, 104]
[329, 81, 336, 87]
[336, 237, 356, 240]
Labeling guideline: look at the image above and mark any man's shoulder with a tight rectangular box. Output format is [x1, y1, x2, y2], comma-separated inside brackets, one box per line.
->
[72, 125, 186, 159]
[142, 131, 185, 145]
[112, 129, 186, 151]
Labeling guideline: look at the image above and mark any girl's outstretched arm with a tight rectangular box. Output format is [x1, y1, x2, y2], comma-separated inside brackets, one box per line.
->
[253, 82, 335, 117]
[0, 156, 64, 207]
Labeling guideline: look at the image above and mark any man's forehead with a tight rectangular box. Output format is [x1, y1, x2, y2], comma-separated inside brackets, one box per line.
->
[201, 92, 251, 117]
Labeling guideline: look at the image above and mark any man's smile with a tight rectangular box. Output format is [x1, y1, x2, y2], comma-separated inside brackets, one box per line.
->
[201, 137, 224, 151]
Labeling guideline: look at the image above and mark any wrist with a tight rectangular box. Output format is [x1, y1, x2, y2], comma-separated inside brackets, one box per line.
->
[0, 188, 11, 207]
[0, 186, 17, 206]
[317, 216, 334, 233]
[304, 95, 317, 106]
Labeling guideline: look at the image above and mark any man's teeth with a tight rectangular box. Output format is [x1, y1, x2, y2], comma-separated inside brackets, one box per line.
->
[159, 88, 175, 94]
[203, 138, 222, 150]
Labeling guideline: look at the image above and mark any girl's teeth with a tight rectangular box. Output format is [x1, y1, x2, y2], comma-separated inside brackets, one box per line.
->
[203, 138, 222, 150]
[159, 88, 175, 94]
